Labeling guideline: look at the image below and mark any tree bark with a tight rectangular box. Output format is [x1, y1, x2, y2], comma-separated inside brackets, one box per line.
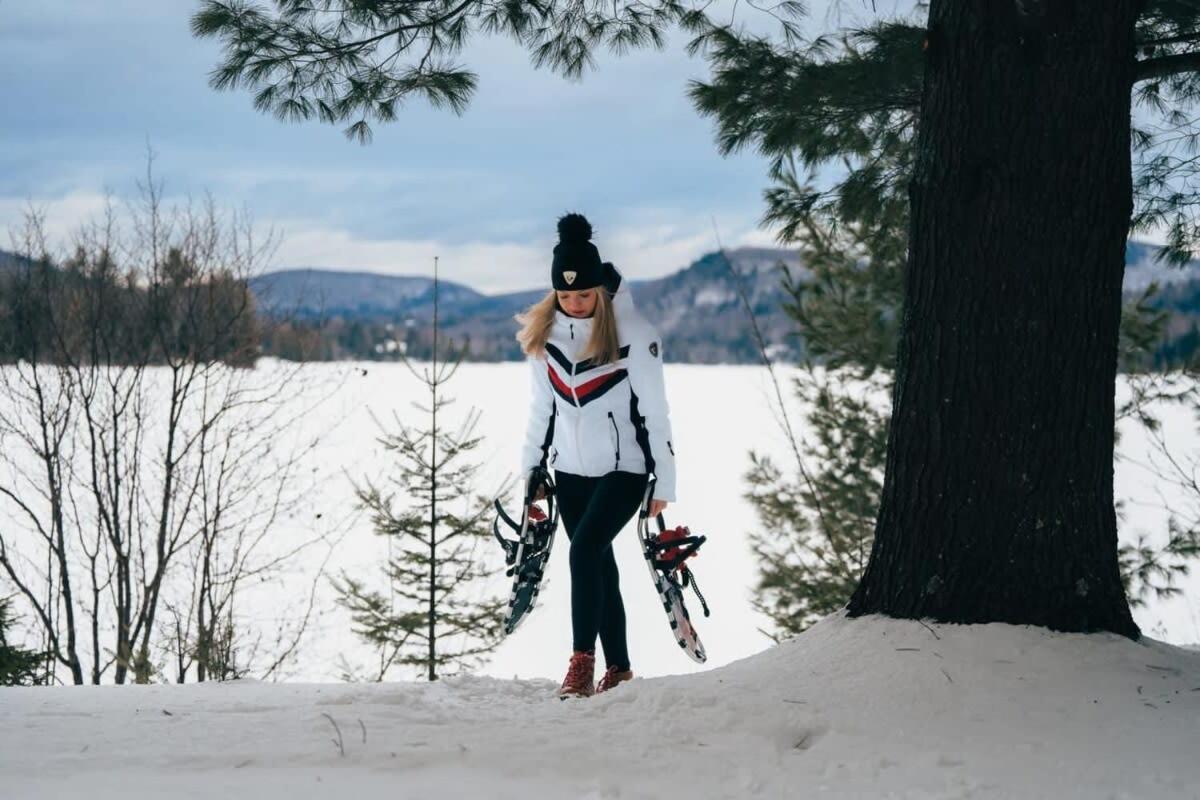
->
[847, 0, 1141, 637]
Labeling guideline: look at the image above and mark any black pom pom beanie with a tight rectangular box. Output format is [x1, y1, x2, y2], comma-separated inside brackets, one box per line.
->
[552, 212, 605, 291]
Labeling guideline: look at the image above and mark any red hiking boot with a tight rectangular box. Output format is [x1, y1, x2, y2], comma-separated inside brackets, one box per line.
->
[558, 650, 596, 699]
[595, 664, 634, 694]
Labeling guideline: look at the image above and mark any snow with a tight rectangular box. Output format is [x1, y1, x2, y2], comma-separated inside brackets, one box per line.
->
[3, 611, 1197, 798]
[693, 285, 737, 306]
[3, 361, 1200, 688]
[218, 361, 795, 683]
[3, 359, 1199, 796]
[300, 362, 1200, 681]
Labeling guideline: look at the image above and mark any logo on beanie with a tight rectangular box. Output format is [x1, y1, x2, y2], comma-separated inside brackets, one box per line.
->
[649, 341, 659, 357]
[564, 270, 577, 285]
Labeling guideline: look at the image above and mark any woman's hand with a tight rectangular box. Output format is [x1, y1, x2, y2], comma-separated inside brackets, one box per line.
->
[648, 498, 668, 517]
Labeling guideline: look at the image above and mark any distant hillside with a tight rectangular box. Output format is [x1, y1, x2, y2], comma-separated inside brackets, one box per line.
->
[1123, 241, 1200, 290]
[252, 241, 1200, 363]
[250, 246, 804, 363]
[0, 249, 35, 274]
[4, 240, 1200, 364]
[249, 269, 487, 319]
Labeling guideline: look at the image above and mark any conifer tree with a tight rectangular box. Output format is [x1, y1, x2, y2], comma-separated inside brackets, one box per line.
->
[333, 258, 506, 681]
[741, 188, 1180, 638]
[722, 8, 1200, 637]
[741, 212, 901, 637]
[0, 596, 44, 686]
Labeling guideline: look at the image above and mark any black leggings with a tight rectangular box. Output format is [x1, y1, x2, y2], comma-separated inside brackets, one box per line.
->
[553, 469, 649, 671]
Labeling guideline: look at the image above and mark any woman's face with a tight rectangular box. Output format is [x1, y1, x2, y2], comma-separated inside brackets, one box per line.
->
[556, 288, 598, 318]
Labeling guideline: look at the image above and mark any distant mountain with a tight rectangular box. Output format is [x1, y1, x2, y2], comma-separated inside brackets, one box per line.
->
[612, 247, 804, 363]
[249, 269, 488, 318]
[4, 240, 1200, 364]
[255, 240, 1200, 363]
[1123, 241, 1200, 291]
[0, 249, 35, 274]
[251, 246, 805, 363]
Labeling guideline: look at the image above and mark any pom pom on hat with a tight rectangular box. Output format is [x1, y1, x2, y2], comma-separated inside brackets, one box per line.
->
[557, 212, 593, 245]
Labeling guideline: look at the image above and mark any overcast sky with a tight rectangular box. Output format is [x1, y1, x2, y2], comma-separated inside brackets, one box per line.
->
[0, 1, 907, 293]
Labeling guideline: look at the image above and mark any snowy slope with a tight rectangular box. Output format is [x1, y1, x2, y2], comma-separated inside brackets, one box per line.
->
[3, 612, 1198, 799]
[3, 361, 1200, 688]
[295, 362, 1200, 682]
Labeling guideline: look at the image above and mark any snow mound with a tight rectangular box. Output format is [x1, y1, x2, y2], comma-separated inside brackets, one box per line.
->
[2, 612, 1197, 799]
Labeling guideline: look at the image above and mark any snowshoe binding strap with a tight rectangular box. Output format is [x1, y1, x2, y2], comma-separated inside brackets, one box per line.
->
[645, 524, 705, 574]
[493, 498, 549, 566]
[647, 518, 710, 618]
[492, 500, 522, 564]
[500, 467, 561, 635]
[638, 477, 712, 619]
[679, 565, 710, 617]
[492, 467, 555, 566]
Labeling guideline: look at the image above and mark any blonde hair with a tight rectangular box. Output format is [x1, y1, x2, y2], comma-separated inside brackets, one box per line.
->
[515, 287, 621, 365]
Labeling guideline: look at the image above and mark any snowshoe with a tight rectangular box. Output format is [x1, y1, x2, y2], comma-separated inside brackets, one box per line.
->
[493, 466, 559, 635]
[637, 478, 711, 663]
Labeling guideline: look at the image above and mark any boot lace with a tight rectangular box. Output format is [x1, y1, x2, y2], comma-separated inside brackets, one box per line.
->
[596, 664, 628, 693]
[562, 651, 594, 691]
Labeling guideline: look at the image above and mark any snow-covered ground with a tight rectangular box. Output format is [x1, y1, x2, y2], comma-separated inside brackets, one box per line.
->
[286, 361, 1200, 681]
[4, 361, 1200, 797]
[3, 612, 1197, 799]
[2, 361, 1200, 686]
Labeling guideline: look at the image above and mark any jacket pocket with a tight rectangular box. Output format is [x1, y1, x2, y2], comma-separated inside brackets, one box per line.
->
[607, 411, 620, 469]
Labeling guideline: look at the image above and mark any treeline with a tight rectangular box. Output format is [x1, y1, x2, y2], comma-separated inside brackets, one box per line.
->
[259, 317, 477, 363]
[1146, 281, 1200, 370]
[253, 282, 1200, 371]
[7, 245, 1199, 371]
[0, 246, 258, 368]
[1151, 321, 1200, 369]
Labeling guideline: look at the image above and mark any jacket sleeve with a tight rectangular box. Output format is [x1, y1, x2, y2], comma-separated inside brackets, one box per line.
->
[519, 354, 556, 476]
[626, 321, 678, 502]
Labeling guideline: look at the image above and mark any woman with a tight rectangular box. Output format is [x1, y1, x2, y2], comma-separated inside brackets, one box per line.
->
[515, 211, 677, 699]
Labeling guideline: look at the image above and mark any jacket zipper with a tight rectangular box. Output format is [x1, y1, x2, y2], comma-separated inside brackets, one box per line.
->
[607, 411, 620, 468]
[569, 325, 582, 459]
[569, 357, 579, 406]
[562, 319, 581, 405]
[550, 407, 558, 464]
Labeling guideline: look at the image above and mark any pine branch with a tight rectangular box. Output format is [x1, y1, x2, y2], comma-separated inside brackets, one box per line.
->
[192, 0, 700, 141]
[1138, 31, 1200, 48]
[1136, 49, 1200, 82]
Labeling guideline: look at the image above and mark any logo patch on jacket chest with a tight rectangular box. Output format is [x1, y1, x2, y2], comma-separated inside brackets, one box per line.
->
[649, 341, 659, 357]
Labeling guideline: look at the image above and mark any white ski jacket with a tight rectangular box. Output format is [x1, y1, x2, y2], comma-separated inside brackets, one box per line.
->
[519, 266, 678, 502]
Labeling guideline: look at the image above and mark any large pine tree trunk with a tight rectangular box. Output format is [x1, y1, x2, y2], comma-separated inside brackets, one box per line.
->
[847, 0, 1141, 636]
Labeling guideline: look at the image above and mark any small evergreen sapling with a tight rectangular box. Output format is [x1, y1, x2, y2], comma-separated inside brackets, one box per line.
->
[0, 596, 45, 686]
[333, 258, 507, 681]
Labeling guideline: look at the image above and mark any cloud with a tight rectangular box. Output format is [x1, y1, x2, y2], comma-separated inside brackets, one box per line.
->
[0, 182, 781, 293]
[268, 225, 544, 292]
[265, 207, 781, 294]
[0, 189, 115, 251]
